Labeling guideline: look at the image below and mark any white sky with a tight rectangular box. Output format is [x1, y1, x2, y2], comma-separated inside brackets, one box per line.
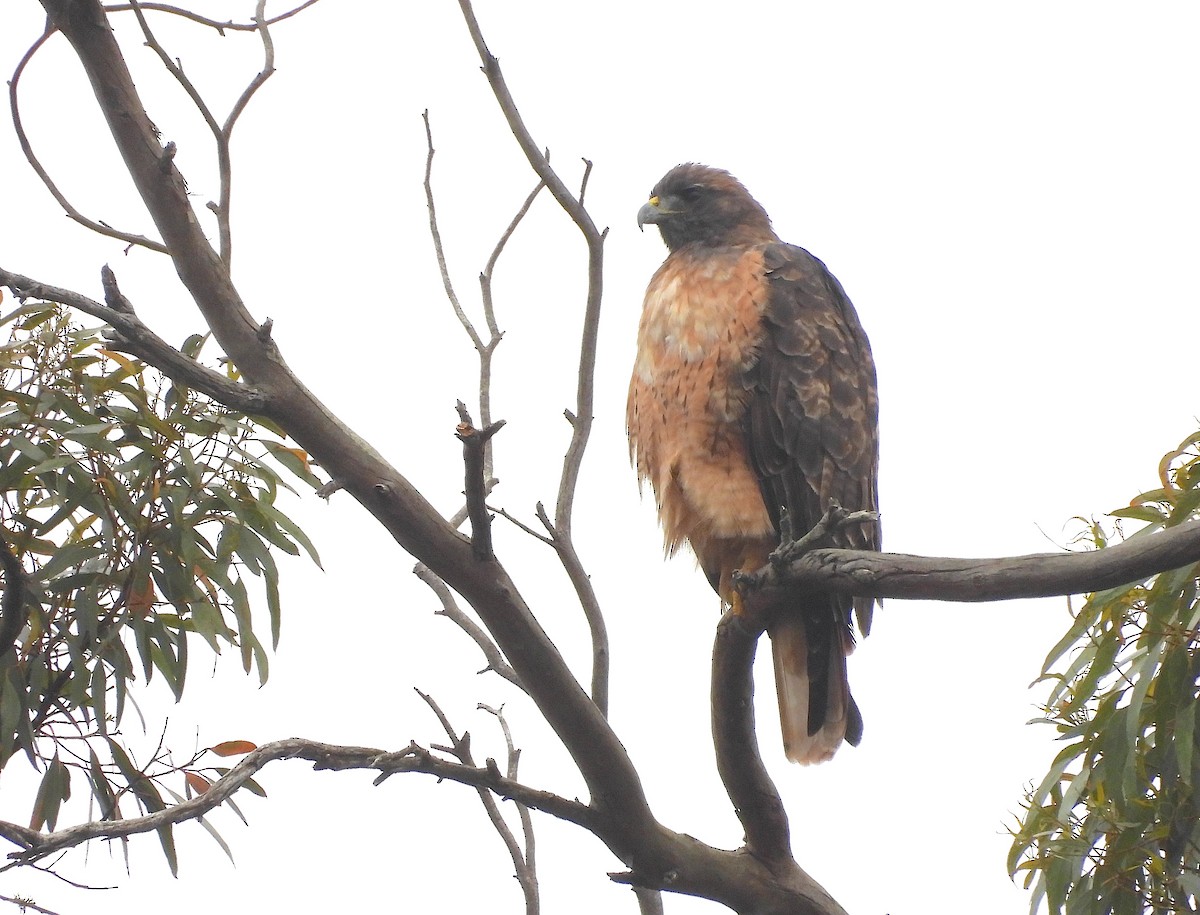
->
[2, 2, 1199, 914]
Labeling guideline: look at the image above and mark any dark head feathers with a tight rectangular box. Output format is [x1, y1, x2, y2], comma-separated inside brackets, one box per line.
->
[637, 163, 777, 250]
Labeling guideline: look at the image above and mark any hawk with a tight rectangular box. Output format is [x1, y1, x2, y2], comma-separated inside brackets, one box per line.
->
[628, 164, 879, 764]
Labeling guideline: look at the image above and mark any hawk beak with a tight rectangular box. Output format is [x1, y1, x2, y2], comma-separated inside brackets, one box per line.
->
[637, 196, 664, 231]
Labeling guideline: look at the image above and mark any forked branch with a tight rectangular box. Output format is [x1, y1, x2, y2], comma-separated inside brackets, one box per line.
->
[454, 0, 610, 716]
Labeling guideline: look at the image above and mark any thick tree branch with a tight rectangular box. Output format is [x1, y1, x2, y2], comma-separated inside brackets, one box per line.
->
[737, 517, 1200, 603]
[711, 611, 793, 869]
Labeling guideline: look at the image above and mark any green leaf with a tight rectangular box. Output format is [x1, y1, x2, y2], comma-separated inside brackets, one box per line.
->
[157, 823, 179, 877]
[1109, 505, 1167, 523]
[161, 782, 234, 864]
[29, 755, 70, 831]
[88, 746, 118, 820]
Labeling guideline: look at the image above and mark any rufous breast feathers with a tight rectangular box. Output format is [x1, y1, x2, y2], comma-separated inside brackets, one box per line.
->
[627, 246, 776, 553]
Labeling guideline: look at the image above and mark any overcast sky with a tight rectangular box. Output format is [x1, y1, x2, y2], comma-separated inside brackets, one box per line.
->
[2, 2, 1199, 914]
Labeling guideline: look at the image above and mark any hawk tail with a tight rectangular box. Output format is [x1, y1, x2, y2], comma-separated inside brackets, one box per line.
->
[769, 606, 862, 764]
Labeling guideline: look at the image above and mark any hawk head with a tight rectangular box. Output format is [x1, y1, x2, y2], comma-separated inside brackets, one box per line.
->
[638, 163, 775, 251]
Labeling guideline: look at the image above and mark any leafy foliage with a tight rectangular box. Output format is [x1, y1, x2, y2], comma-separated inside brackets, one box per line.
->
[1011, 431, 1200, 915]
[0, 301, 317, 867]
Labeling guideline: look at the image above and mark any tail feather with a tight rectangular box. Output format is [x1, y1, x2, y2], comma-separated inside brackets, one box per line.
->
[770, 610, 858, 764]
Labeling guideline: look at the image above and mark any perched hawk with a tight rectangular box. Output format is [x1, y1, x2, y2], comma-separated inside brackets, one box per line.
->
[628, 164, 879, 764]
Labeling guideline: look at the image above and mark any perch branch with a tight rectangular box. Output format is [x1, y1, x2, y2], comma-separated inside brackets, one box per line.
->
[736, 517, 1200, 603]
[711, 610, 794, 869]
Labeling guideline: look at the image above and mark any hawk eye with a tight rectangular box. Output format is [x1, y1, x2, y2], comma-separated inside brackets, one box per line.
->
[679, 184, 705, 200]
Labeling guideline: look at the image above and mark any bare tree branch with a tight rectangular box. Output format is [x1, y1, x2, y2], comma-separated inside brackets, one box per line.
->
[737, 516, 1200, 603]
[0, 891, 64, 915]
[454, 0, 611, 718]
[423, 110, 485, 356]
[101, 1, 321, 33]
[711, 610, 793, 868]
[0, 737, 596, 867]
[0, 266, 269, 414]
[418, 694, 540, 915]
[478, 702, 538, 911]
[127, 0, 275, 266]
[412, 565, 524, 691]
[7, 24, 168, 253]
[455, 402, 505, 560]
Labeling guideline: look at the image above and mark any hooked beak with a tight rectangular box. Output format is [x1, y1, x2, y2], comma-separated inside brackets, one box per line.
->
[637, 195, 673, 231]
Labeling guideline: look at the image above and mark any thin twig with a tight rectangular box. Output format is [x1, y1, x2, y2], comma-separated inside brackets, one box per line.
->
[128, 0, 274, 267]
[217, 0, 275, 266]
[454, 0, 610, 714]
[101, 1, 321, 33]
[534, 503, 609, 715]
[412, 565, 524, 692]
[481, 178, 544, 341]
[7, 24, 167, 253]
[490, 506, 554, 546]
[417, 694, 539, 915]
[479, 703, 538, 915]
[422, 111, 483, 353]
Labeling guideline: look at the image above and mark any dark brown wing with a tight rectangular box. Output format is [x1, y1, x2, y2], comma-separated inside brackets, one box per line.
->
[743, 242, 880, 634]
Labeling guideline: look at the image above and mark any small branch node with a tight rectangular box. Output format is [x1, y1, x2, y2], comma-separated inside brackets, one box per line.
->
[256, 317, 274, 343]
[99, 265, 135, 314]
[159, 140, 177, 170]
[315, 480, 343, 499]
[454, 403, 497, 560]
